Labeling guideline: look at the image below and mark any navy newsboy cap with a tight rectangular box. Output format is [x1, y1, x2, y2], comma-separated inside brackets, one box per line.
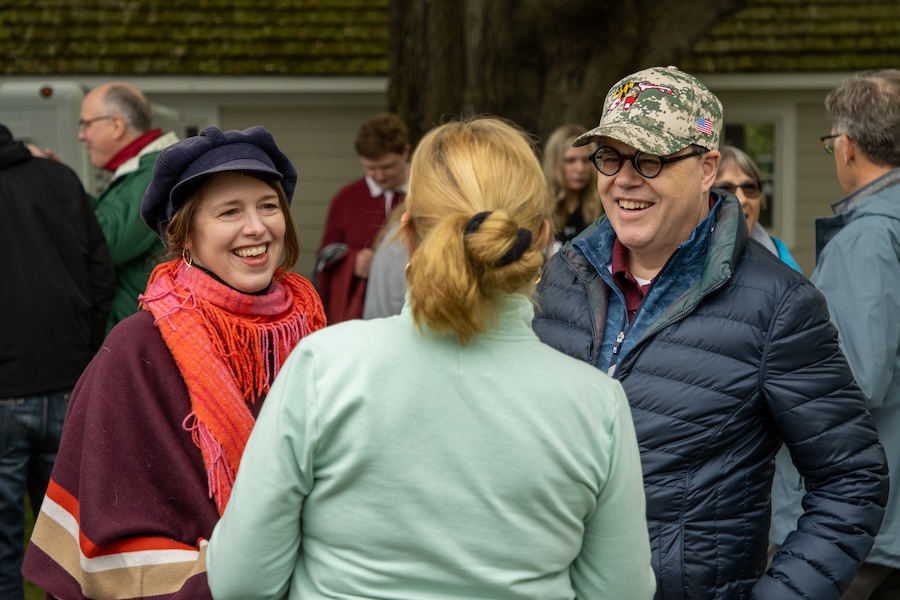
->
[141, 126, 297, 239]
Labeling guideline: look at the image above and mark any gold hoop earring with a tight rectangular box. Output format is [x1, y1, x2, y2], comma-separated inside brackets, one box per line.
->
[182, 247, 193, 269]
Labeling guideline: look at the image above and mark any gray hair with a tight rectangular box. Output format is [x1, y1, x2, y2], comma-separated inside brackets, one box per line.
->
[825, 69, 900, 167]
[102, 84, 152, 133]
[718, 144, 767, 209]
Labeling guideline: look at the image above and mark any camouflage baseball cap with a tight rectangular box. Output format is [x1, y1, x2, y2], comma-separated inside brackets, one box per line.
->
[573, 66, 723, 156]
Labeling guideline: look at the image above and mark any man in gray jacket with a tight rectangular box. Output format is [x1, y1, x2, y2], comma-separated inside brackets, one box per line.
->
[533, 65, 889, 600]
[770, 69, 900, 600]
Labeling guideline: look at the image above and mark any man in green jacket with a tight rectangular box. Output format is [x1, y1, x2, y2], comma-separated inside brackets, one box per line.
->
[78, 82, 179, 332]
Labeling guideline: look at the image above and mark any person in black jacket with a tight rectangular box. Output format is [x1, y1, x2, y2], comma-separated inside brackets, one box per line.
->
[533, 66, 889, 600]
[0, 124, 115, 600]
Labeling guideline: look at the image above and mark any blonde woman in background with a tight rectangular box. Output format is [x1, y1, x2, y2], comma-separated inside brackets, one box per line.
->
[542, 123, 602, 253]
[207, 117, 656, 600]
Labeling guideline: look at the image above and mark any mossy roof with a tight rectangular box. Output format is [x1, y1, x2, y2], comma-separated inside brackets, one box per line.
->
[1, 0, 390, 76]
[682, 0, 900, 73]
[2, 0, 897, 77]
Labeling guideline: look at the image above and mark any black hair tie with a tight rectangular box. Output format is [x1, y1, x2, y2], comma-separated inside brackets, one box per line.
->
[464, 211, 532, 266]
[465, 211, 491, 234]
[496, 228, 533, 267]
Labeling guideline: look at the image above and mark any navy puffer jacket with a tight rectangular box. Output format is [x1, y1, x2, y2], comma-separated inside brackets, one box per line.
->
[534, 196, 888, 600]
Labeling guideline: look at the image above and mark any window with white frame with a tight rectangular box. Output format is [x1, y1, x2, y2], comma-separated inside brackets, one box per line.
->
[723, 122, 776, 229]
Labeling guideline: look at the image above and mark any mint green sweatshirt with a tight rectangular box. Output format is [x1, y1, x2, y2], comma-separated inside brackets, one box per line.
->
[207, 296, 655, 599]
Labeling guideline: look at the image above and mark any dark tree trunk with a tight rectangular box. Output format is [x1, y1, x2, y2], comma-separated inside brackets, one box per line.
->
[389, 0, 746, 146]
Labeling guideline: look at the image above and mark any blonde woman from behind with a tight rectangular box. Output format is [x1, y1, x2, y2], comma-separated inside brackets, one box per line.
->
[207, 117, 656, 600]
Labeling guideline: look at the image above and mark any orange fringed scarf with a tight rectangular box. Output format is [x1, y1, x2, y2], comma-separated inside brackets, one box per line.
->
[139, 259, 326, 515]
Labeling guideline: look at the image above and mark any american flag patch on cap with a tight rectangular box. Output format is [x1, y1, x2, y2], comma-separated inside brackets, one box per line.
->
[696, 116, 714, 135]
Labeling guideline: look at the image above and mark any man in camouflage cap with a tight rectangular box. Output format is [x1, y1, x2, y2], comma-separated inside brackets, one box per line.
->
[534, 66, 887, 600]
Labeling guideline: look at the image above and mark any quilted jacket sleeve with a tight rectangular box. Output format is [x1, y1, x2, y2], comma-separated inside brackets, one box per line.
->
[751, 279, 889, 600]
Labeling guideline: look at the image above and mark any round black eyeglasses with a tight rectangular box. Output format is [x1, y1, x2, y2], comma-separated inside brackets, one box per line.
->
[590, 146, 706, 179]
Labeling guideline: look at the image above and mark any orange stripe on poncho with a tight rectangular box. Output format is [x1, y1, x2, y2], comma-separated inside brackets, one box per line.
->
[140, 259, 326, 514]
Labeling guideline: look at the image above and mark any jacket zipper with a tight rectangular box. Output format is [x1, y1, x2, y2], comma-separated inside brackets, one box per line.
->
[615, 223, 732, 378]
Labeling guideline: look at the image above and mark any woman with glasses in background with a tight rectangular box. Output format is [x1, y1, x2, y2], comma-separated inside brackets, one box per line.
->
[715, 144, 802, 272]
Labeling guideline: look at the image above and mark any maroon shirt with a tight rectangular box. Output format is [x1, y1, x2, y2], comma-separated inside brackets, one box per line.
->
[316, 177, 404, 323]
[611, 238, 652, 322]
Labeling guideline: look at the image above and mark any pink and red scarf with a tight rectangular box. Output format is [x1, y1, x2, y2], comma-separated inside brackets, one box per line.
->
[140, 260, 326, 514]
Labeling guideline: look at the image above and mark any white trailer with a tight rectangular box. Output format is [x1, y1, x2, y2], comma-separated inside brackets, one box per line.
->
[0, 80, 185, 194]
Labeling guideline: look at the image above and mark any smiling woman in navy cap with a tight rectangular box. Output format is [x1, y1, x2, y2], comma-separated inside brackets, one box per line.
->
[23, 126, 326, 599]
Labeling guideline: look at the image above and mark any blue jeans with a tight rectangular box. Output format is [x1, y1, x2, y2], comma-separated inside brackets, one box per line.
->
[0, 391, 69, 600]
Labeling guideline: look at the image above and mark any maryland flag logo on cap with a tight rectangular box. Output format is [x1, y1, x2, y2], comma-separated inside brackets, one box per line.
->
[607, 82, 675, 113]
[573, 66, 723, 156]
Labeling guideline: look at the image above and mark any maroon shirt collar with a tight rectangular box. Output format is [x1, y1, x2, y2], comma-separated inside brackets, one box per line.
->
[610, 194, 716, 322]
[611, 238, 652, 322]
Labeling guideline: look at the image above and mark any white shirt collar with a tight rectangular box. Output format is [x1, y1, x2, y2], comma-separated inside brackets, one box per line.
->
[364, 174, 408, 199]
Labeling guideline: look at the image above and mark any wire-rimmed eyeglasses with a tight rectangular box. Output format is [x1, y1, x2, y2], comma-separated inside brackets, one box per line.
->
[78, 115, 114, 132]
[820, 133, 842, 155]
[589, 146, 706, 179]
